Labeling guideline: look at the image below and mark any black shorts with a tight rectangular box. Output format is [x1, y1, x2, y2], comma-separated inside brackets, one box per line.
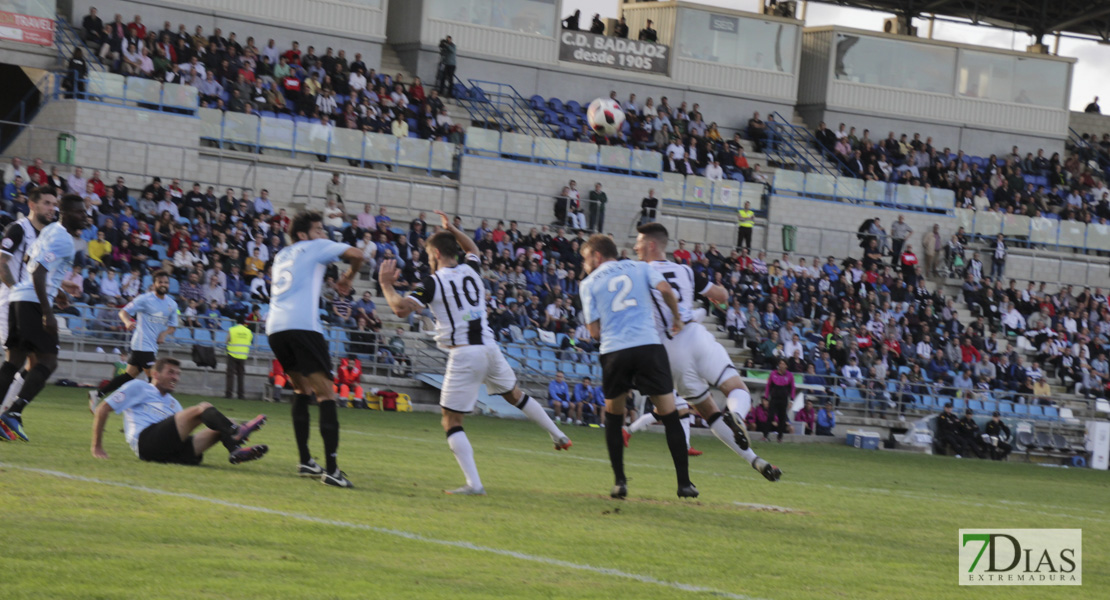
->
[128, 350, 157, 370]
[599, 344, 674, 400]
[6, 301, 59, 355]
[137, 415, 203, 465]
[270, 330, 332, 379]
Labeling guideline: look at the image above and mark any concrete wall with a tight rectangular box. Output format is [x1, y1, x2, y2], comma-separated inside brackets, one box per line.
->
[1070, 110, 1110, 136]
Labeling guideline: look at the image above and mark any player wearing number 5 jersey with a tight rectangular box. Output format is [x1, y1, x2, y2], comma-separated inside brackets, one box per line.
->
[578, 234, 697, 500]
[266, 211, 364, 488]
[630, 223, 781, 483]
[379, 210, 571, 496]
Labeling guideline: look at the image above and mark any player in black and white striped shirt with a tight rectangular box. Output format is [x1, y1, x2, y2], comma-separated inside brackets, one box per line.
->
[0, 188, 55, 418]
[379, 210, 571, 495]
[629, 223, 781, 482]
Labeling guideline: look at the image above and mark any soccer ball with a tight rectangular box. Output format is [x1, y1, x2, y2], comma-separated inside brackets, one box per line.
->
[586, 98, 625, 137]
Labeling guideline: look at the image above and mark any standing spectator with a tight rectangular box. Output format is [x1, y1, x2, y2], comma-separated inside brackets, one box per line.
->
[587, 182, 607, 232]
[640, 189, 658, 225]
[736, 201, 755, 249]
[224, 317, 252, 400]
[614, 16, 629, 38]
[589, 13, 605, 34]
[934, 402, 967, 457]
[1085, 96, 1101, 114]
[764, 359, 795, 443]
[638, 19, 657, 42]
[900, 244, 918, 288]
[991, 234, 1006, 279]
[890, 215, 912, 259]
[921, 224, 941, 278]
[62, 48, 89, 98]
[561, 10, 581, 30]
[436, 36, 456, 97]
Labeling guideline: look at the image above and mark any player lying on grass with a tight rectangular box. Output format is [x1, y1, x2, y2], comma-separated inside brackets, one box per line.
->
[91, 357, 268, 465]
[378, 210, 571, 496]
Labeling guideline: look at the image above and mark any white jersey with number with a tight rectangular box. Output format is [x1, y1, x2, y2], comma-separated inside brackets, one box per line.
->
[409, 253, 495, 349]
[648, 259, 737, 402]
[0, 217, 40, 304]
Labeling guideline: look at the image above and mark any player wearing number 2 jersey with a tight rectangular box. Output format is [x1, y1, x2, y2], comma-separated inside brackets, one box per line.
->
[379, 210, 571, 496]
[630, 223, 781, 483]
[578, 233, 697, 500]
[266, 211, 364, 488]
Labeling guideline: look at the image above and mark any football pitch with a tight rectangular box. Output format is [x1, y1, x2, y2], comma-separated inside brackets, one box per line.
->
[1, 389, 1106, 600]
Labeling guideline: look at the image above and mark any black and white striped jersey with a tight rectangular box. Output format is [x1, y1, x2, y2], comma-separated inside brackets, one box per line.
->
[410, 253, 496, 348]
[648, 260, 713, 334]
[0, 217, 40, 302]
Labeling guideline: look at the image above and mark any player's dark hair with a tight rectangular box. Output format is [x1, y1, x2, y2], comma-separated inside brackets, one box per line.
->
[583, 234, 617, 260]
[427, 230, 461, 260]
[60, 193, 84, 211]
[291, 211, 323, 241]
[26, 185, 56, 203]
[154, 357, 182, 372]
[636, 222, 669, 246]
[151, 269, 170, 281]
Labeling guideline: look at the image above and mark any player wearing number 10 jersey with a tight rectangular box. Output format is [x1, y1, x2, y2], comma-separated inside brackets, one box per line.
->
[379, 210, 571, 496]
[266, 211, 364, 488]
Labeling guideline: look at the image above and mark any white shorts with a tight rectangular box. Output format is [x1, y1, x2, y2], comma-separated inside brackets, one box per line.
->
[674, 394, 689, 411]
[662, 322, 738, 403]
[441, 345, 517, 413]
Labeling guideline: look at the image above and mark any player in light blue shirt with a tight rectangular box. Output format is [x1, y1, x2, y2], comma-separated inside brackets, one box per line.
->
[89, 270, 180, 410]
[265, 211, 364, 488]
[579, 234, 697, 499]
[0, 193, 85, 442]
[92, 357, 268, 465]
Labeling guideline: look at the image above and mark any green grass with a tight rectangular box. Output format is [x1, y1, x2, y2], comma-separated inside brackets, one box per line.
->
[1, 388, 1107, 599]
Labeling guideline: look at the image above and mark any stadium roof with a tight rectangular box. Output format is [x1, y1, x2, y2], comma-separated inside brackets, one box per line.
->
[810, 0, 1110, 42]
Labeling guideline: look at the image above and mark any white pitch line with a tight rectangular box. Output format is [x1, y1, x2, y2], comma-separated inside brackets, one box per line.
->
[0, 462, 767, 600]
[345, 430, 1110, 523]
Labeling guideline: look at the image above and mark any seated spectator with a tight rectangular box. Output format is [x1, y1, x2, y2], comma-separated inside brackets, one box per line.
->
[795, 398, 816, 435]
[547, 371, 574, 424]
[815, 400, 836, 436]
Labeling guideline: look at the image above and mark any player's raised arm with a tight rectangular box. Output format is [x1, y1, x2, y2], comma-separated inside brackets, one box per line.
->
[378, 259, 421, 319]
[655, 280, 683, 335]
[335, 246, 365, 296]
[118, 306, 136, 331]
[435, 210, 478, 256]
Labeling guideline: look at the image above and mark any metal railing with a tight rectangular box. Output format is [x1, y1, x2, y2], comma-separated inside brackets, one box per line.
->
[54, 16, 106, 73]
[768, 112, 851, 177]
[455, 78, 556, 138]
[771, 168, 957, 212]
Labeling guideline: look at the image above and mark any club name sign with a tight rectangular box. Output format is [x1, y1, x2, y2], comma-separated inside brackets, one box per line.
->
[559, 31, 670, 75]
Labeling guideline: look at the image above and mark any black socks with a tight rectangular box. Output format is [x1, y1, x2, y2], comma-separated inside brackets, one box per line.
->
[292, 393, 312, 464]
[98, 372, 135, 398]
[200, 406, 239, 450]
[604, 411, 626, 484]
[318, 400, 339, 473]
[659, 410, 692, 487]
[0, 361, 19, 401]
[17, 363, 54, 406]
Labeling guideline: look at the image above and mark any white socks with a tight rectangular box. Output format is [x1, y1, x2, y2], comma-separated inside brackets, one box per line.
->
[628, 411, 659, 433]
[709, 416, 759, 466]
[681, 414, 692, 450]
[726, 388, 752, 420]
[518, 395, 565, 441]
[0, 372, 24, 413]
[447, 429, 482, 490]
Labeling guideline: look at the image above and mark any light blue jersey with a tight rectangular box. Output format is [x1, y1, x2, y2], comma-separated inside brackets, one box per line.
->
[105, 379, 184, 456]
[265, 238, 350, 335]
[580, 259, 665, 354]
[124, 292, 179, 352]
[9, 222, 75, 305]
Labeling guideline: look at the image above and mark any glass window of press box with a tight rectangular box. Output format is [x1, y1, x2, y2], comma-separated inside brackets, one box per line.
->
[7, 0, 54, 18]
[676, 8, 798, 73]
[957, 50, 1068, 109]
[834, 33, 956, 94]
[428, 0, 556, 37]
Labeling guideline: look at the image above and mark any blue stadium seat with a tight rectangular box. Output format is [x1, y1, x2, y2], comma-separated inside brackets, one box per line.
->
[255, 333, 270, 352]
[193, 329, 213, 344]
[969, 400, 983, 412]
[565, 100, 582, 114]
[1027, 404, 1045, 419]
[573, 362, 590, 377]
[173, 328, 192, 341]
[470, 87, 488, 103]
[141, 274, 153, 288]
[168, 278, 179, 294]
[524, 347, 540, 360]
[1013, 403, 1029, 416]
[547, 97, 564, 111]
[951, 397, 965, 411]
[539, 349, 557, 361]
[1043, 406, 1059, 420]
[452, 83, 470, 100]
[213, 329, 228, 345]
[540, 360, 557, 374]
[980, 400, 996, 414]
[529, 95, 544, 110]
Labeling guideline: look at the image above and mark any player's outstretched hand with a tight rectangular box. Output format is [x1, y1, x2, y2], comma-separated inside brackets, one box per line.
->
[434, 209, 451, 230]
[335, 273, 353, 296]
[672, 319, 684, 335]
[91, 445, 109, 459]
[43, 312, 57, 335]
[378, 259, 400, 287]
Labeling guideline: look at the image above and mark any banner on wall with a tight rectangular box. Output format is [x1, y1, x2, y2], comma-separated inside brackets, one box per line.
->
[0, 10, 55, 46]
[559, 30, 669, 75]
